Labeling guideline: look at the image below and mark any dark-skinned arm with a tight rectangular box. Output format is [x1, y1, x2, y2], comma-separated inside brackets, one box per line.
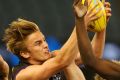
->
[75, 1, 120, 80]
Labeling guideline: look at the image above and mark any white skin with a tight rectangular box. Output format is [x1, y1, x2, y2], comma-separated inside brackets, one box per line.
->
[23, 31, 51, 64]
[26, 1, 111, 80]
[16, 29, 81, 80]
[0, 55, 9, 80]
[14, 1, 111, 80]
[63, 0, 112, 80]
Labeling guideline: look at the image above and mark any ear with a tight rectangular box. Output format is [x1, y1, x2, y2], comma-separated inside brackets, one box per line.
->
[20, 51, 30, 59]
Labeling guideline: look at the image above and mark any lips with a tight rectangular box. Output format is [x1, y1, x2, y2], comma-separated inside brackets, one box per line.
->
[44, 51, 50, 57]
[44, 49, 49, 53]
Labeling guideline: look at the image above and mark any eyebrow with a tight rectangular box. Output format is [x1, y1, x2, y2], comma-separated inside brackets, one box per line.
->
[34, 35, 45, 44]
[34, 40, 42, 44]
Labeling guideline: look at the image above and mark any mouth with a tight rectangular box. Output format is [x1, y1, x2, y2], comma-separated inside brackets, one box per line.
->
[45, 49, 50, 54]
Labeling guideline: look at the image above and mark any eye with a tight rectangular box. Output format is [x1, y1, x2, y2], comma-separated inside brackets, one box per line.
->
[44, 39, 46, 41]
[43, 37, 46, 42]
[34, 41, 42, 46]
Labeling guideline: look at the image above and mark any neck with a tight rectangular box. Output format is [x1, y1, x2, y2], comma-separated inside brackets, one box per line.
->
[28, 59, 44, 65]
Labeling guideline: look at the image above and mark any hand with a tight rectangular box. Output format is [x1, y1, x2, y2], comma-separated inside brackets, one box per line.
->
[73, 0, 88, 19]
[74, 0, 102, 29]
[104, 2, 112, 22]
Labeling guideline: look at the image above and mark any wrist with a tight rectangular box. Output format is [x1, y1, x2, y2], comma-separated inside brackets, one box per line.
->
[75, 17, 84, 25]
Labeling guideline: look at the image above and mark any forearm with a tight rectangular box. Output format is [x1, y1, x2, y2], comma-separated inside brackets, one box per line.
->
[76, 18, 96, 65]
[67, 27, 83, 65]
[91, 29, 106, 58]
[76, 19, 120, 79]
[58, 27, 78, 66]
[92, 59, 120, 80]
[75, 29, 106, 65]
[75, 28, 106, 65]
[63, 61, 85, 80]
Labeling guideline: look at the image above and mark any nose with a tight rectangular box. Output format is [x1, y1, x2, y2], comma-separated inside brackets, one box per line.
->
[43, 41, 48, 49]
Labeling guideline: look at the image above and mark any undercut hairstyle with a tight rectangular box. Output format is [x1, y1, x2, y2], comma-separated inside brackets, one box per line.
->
[3, 18, 39, 59]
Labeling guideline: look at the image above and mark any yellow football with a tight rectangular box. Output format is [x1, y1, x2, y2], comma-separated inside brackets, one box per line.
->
[87, 0, 106, 32]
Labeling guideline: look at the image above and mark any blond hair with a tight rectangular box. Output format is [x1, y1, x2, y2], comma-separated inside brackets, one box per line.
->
[3, 18, 39, 58]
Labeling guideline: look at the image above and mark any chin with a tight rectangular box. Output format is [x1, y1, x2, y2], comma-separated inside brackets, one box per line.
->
[46, 54, 52, 59]
[43, 52, 51, 60]
[43, 57, 50, 62]
[43, 55, 50, 60]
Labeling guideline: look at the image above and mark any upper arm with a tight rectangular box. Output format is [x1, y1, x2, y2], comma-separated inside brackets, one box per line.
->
[0, 56, 9, 79]
[16, 57, 65, 80]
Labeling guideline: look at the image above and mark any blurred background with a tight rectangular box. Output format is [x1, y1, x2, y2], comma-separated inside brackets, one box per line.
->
[0, 0, 120, 79]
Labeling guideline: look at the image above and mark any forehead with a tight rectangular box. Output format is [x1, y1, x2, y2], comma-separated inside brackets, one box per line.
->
[25, 31, 45, 43]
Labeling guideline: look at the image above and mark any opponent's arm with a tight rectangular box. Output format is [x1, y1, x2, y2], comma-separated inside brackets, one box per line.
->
[75, 1, 111, 65]
[75, 1, 120, 80]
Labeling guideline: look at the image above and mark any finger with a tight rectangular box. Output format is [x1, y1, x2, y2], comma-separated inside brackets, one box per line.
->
[105, 7, 111, 13]
[74, 6, 81, 18]
[74, 6, 87, 18]
[104, 2, 111, 7]
[76, 0, 83, 7]
[73, 0, 80, 6]
[84, 0, 88, 6]
[106, 13, 112, 17]
[88, 7, 103, 21]
[102, 0, 105, 3]
[91, 8, 102, 17]
[74, 6, 78, 14]
[74, 6, 79, 13]
[88, 0, 92, 7]
[73, 0, 79, 13]
[90, 13, 102, 21]
[105, 7, 112, 22]
[89, 7, 102, 20]
[87, 3, 99, 15]
[106, 13, 112, 22]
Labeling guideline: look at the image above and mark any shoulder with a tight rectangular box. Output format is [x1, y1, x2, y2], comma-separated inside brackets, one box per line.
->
[16, 65, 44, 80]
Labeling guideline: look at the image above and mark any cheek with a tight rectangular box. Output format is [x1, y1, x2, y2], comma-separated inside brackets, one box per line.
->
[32, 46, 44, 53]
